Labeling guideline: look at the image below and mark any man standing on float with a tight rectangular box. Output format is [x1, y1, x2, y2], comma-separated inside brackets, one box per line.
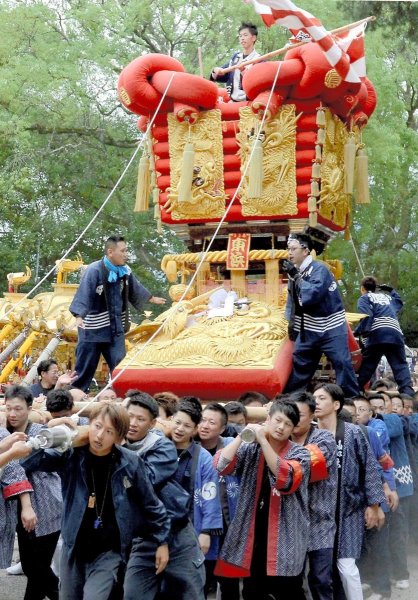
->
[354, 276, 415, 396]
[210, 22, 260, 101]
[70, 235, 165, 391]
[283, 233, 359, 397]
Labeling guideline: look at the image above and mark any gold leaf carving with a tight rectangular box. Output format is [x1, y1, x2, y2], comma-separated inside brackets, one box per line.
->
[237, 105, 297, 217]
[319, 110, 358, 228]
[121, 300, 288, 369]
[165, 110, 226, 220]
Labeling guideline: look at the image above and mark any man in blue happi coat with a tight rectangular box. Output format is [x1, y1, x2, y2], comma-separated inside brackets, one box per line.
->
[283, 233, 359, 398]
[70, 235, 166, 391]
[354, 276, 414, 396]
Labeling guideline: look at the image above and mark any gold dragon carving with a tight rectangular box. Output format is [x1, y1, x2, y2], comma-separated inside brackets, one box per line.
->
[237, 105, 297, 217]
[123, 299, 288, 369]
[164, 109, 226, 220]
[319, 110, 359, 228]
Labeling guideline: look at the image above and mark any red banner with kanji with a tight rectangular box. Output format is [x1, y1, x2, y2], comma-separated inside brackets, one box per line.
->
[227, 233, 251, 270]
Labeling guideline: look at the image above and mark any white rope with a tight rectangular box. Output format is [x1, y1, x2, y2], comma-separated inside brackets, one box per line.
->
[1, 73, 177, 322]
[75, 64, 283, 413]
[350, 236, 365, 277]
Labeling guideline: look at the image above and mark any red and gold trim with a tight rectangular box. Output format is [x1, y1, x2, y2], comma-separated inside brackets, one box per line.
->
[3, 480, 33, 499]
[379, 452, 394, 471]
[306, 443, 329, 483]
[213, 450, 238, 476]
[215, 559, 250, 578]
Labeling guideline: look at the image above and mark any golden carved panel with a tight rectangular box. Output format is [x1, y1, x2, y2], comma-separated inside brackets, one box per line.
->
[120, 301, 288, 369]
[237, 105, 297, 217]
[165, 109, 226, 220]
[319, 110, 358, 228]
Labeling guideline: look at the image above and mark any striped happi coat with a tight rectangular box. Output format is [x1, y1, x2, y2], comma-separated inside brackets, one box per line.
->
[214, 439, 310, 577]
[304, 427, 338, 552]
[285, 258, 347, 341]
[355, 289, 405, 346]
[336, 422, 385, 559]
[0, 428, 33, 568]
[69, 259, 152, 342]
[23, 423, 62, 537]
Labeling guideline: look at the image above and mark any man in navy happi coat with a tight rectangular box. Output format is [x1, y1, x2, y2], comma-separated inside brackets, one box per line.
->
[354, 276, 414, 396]
[70, 235, 165, 391]
[283, 234, 359, 398]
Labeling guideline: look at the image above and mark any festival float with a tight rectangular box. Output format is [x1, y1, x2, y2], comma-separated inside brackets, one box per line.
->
[0, 5, 373, 399]
[112, 4, 374, 400]
[0, 258, 107, 387]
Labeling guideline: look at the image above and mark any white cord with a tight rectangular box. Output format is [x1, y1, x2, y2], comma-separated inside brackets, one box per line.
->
[1, 73, 177, 322]
[75, 63, 284, 413]
[350, 236, 365, 277]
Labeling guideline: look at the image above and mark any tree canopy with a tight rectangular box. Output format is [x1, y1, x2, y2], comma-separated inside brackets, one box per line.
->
[0, 0, 417, 341]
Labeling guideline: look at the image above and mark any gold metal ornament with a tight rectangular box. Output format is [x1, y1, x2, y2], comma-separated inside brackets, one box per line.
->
[324, 69, 342, 89]
[118, 88, 131, 105]
[237, 105, 297, 217]
[164, 110, 226, 220]
[319, 110, 359, 228]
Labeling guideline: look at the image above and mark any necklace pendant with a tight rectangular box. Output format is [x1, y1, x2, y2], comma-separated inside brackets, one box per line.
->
[88, 494, 96, 509]
[259, 499, 264, 510]
[94, 517, 103, 530]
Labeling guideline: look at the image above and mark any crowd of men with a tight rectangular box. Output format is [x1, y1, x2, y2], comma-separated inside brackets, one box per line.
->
[0, 231, 416, 600]
[0, 376, 417, 600]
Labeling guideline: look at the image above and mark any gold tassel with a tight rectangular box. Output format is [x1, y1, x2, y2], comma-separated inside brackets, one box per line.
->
[309, 211, 318, 227]
[317, 128, 325, 145]
[154, 202, 160, 219]
[344, 134, 356, 195]
[152, 188, 159, 205]
[248, 138, 263, 198]
[177, 141, 195, 203]
[312, 162, 321, 179]
[308, 196, 317, 212]
[344, 213, 352, 240]
[355, 146, 370, 204]
[134, 153, 151, 212]
[316, 107, 326, 127]
[150, 170, 156, 189]
[315, 144, 322, 161]
[310, 180, 320, 197]
[152, 191, 163, 234]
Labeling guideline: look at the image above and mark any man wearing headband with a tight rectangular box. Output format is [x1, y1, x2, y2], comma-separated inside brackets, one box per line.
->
[282, 233, 359, 397]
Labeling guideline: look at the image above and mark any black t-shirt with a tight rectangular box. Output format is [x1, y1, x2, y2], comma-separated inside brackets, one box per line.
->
[30, 382, 53, 397]
[250, 462, 271, 575]
[75, 451, 120, 561]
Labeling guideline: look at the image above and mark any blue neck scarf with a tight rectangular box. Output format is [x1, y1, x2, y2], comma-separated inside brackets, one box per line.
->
[103, 256, 129, 282]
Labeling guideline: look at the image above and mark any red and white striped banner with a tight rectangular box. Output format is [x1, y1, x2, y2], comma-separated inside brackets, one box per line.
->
[335, 23, 366, 79]
[246, 0, 276, 27]
[245, 0, 366, 83]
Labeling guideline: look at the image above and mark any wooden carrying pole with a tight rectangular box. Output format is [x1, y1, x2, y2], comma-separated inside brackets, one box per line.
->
[218, 15, 375, 76]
